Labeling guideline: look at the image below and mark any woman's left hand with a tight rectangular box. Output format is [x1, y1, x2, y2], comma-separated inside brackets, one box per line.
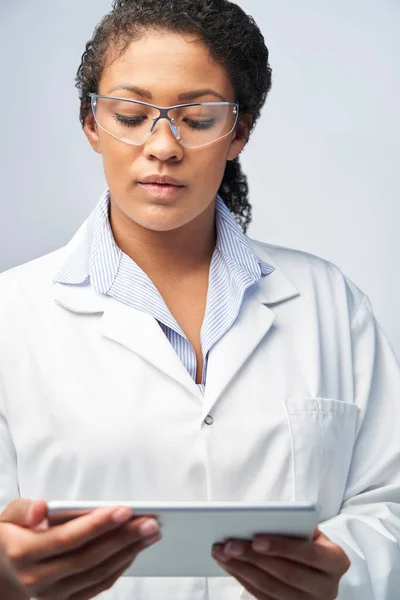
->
[211, 527, 350, 600]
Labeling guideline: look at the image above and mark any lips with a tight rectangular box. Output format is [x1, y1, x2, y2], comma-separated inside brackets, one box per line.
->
[137, 174, 187, 200]
[138, 175, 186, 187]
[138, 182, 186, 200]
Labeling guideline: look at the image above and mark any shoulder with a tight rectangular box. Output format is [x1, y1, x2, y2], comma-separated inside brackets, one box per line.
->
[0, 219, 88, 316]
[0, 246, 68, 283]
[0, 245, 71, 288]
[0, 217, 88, 299]
[249, 236, 336, 272]
[0, 247, 70, 318]
[248, 236, 367, 320]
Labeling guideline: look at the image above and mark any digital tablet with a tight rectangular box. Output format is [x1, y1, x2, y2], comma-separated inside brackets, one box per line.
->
[47, 501, 318, 577]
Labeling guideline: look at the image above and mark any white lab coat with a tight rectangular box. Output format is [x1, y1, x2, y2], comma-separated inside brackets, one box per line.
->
[0, 217, 399, 600]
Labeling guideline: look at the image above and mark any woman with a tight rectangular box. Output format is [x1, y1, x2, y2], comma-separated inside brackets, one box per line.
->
[0, 1, 399, 599]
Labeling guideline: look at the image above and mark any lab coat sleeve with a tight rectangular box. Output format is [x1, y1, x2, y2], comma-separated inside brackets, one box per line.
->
[318, 290, 400, 599]
[0, 378, 20, 515]
[0, 273, 21, 515]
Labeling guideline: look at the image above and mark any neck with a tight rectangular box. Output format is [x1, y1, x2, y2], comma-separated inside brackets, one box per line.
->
[109, 198, 217, 281]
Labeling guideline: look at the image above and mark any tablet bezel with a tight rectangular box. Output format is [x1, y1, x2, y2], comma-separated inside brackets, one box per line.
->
[47, 501, 319, 577]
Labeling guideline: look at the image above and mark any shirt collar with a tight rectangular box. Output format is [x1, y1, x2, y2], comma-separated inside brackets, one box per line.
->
[54, 189, 274, 288]
[214, 193, 273, 279]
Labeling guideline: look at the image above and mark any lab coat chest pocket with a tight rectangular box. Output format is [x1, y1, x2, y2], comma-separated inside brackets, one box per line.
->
[284, 396, 359, 520]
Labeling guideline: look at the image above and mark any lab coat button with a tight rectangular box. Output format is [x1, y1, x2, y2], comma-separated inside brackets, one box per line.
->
[204, 415, 214, 425]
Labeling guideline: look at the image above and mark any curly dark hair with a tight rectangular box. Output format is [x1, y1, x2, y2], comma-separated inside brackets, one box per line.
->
[75, 0, 272, 232]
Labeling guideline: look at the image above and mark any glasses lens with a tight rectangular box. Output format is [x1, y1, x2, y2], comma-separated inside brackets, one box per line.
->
[92, 97, 159, 145]
[92, 97, 238, 148]
[169, 103, 238, 148]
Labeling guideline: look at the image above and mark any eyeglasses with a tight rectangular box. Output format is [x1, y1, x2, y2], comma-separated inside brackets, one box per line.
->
[88, 93, 240, 149]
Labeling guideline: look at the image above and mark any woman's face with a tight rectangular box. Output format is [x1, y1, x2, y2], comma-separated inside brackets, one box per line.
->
[83, 30, 250, 232]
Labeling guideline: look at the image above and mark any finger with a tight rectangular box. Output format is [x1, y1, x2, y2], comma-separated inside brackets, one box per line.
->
[0, 499, 48, 528]
[22, 517, 160, 588]
[214, 556, 309, 600]
[251, 533, 348, 575]
[32, 517, 49, 532]
[48, 533, 159, 598]
[8, 506, 136, 562]
[217, 538, 341, 599]
[233, 551, 333, 598]
[67, 555, 137, 600]
[235, 572, 281, 600]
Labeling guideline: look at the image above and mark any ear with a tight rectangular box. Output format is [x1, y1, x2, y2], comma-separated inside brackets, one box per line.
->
[83, 112, 102, 154]
[226, 112, 252, 161]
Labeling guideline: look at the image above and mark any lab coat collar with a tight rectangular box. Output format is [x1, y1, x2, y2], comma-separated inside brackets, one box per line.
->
[52, 231, 299, 412]
[54, 191, 273, 288]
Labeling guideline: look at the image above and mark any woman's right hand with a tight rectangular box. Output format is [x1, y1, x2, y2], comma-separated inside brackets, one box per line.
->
[0, 498, 162, 600]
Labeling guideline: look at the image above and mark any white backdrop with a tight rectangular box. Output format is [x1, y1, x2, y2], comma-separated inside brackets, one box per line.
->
[0, 0, 399, 358]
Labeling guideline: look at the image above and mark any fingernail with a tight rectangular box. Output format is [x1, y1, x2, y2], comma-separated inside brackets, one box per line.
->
[139, 518, 159, 538]
[112, 508, 132, 523]
[225, 541, 244, 556]
[213, 549, 230, 562]
[252, 539, 271, 553]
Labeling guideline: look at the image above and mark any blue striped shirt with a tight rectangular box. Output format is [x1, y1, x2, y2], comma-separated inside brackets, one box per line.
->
[54, 190, 275, 394]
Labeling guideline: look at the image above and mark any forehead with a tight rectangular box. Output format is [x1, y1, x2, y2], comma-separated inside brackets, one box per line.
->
[99, 30, 234, 100]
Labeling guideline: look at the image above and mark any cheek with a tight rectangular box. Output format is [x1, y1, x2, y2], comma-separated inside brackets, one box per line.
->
[101, 141, 139, 185]
[192, 146, 230, 186]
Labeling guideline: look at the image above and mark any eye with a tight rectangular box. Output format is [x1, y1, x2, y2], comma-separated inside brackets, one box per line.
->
[184, 118, 216, 130]
[113, 115, 148, 127]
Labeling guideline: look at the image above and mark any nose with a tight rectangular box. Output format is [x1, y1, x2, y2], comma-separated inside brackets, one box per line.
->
[143, 117, 184, 162]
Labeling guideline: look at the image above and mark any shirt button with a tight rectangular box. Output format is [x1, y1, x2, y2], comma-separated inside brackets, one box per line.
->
[204, 415, 214, 425]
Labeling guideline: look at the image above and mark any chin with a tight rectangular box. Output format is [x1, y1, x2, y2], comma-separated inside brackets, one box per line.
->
[128, 209, 196, 232]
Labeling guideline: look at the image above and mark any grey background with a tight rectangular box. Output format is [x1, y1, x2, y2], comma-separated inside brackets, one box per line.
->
[1, 1, 399, 358]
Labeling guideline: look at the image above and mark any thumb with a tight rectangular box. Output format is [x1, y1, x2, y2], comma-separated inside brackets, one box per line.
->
[0, 498, 48, 529]
[312, 526, 320, 541]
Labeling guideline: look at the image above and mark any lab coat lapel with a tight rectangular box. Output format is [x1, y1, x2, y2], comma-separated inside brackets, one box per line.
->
[52, 238, 300, 409]
[99, 299, 203, 399]
[52, 281, 203, 400]
[202, 262, 300, 418]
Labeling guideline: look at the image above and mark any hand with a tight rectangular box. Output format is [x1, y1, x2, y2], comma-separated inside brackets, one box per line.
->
[0, 498, 162, 600]
[211, 527, 350, 600]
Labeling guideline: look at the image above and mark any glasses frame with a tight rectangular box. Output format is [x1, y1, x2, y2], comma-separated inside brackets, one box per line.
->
[88, 92, 240, 149]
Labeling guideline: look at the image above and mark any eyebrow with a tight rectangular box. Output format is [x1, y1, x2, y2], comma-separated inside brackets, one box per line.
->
[106, 84, 227, 102]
